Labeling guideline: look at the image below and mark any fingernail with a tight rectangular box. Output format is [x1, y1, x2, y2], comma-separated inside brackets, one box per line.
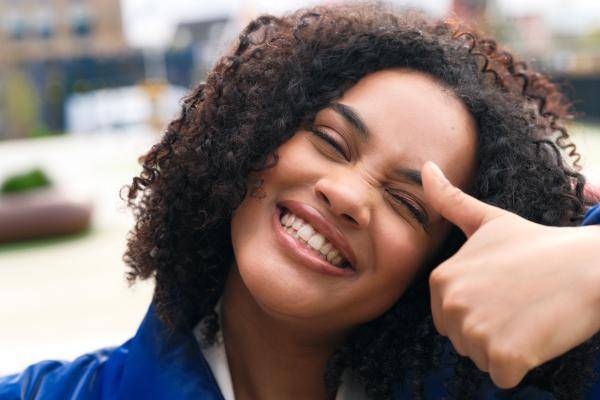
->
[427, 161, 448, 184]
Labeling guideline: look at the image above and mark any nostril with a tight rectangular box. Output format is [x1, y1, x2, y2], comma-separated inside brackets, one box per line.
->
[342, 213, 357, 225]
[317, 191, 331, 207]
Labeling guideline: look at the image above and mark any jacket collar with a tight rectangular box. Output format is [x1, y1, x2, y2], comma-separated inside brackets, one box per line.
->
[583, 204, 600, 226]
[114, 304, 224, 400]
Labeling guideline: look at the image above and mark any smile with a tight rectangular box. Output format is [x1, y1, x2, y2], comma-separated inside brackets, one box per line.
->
[279, 211, 349, 268]
[272, 201, 357, 278]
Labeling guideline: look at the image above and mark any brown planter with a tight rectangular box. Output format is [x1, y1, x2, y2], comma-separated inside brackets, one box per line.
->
[0, 189, 93, 244]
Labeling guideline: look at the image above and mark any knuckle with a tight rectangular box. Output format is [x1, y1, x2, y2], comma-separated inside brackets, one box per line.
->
[490, 370, 522, 389]
[462, 318, 488, 341]
[432, 316, 445, 336]
[474, 359, 490, 373]
[449, 337, 466, 357]
[487, 340, 525, 369]
[486, 339, 533, 389]
[429, 266, 448, 288]
[469, 348, 490, 373]
[442, 286, 469, 313]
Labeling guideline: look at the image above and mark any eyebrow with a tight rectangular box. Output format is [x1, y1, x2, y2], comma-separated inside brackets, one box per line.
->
[326, 103, 370, 142]
[324, 103, 423, 188]
[390, 168, 423, 187]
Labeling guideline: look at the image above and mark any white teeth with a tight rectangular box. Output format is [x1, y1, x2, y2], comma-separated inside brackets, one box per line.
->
[319, 242, 332, 256]
[307, 234, 325, 250]
[292, 218, 304, 230]
[326, 249, 339, 262]
[285, 214, 295, 227]
[284, 224, 299, 238]
[280, 210, 349, 268]
[298, 225, 314, 241]
[285, 225, 298, 237]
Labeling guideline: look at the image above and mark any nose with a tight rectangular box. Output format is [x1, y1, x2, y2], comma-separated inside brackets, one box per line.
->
[314, 173, 371, 228]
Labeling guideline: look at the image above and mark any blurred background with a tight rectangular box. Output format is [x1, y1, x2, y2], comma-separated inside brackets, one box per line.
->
[1, 0, 599, 375]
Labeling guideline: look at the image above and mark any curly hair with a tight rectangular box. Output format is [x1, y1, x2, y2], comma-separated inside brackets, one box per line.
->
[123, 2, 600, 399]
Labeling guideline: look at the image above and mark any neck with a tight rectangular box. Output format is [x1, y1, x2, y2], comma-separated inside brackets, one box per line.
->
[220, 267, 347, 400]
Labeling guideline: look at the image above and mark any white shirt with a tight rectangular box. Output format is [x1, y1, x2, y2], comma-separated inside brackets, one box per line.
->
[193, 303, 368, 400]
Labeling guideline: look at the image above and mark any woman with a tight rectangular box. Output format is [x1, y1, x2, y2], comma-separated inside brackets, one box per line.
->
[2, 3, 600, 399]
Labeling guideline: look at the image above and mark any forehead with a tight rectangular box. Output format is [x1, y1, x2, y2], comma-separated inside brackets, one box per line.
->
[325, 68, 477, 188]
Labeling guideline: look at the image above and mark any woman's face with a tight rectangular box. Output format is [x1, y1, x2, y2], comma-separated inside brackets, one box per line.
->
[230, 69, 477, 332]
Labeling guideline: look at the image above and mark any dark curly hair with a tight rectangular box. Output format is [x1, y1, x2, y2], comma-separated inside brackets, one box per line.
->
[123, 2, 600, 399]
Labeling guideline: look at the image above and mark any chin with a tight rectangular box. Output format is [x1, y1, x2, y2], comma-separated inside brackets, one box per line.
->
[231, 199, 346, 322]
[236, 252, 338, 321]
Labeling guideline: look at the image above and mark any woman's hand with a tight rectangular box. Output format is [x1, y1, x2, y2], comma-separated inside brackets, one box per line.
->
[421, 161, 600, 389]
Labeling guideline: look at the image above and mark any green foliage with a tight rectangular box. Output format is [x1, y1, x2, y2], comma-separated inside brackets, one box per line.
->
[27, 125, 64, 138]
[0, 168, 53, 194]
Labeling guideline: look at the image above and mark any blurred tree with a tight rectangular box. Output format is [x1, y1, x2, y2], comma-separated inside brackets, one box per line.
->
[2, 70, 39, 139]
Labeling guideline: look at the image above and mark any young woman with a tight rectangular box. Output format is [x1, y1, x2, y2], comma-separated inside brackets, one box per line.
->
[2, 3, 600, 399]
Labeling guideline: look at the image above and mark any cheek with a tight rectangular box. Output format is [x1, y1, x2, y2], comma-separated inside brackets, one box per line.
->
[354, 220, 429, 320]
[229, 134, 344, 319]
[376, 229, 426, 286]
[230, 135, 314, 243]
[260, 134, 325, 189]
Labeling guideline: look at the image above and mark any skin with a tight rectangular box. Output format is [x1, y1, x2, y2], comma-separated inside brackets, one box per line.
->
[223, 69, 477, 399]
[422, 162, 600, 389]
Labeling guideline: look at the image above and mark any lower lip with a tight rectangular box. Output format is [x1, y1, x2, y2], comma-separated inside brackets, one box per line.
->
[272, 207, 356, 278]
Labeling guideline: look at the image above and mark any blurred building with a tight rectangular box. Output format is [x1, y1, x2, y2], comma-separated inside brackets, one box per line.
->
[0, 0, 128, 64]
[448, 0, 600, 121]
[494, 13, 552, 70]
[65, 84, 187, 134]
[0, 0, 196, 140]
[172, 17, 229, 79]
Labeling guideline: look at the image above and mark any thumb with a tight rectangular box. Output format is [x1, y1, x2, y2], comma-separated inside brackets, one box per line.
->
[421, 161, 505, 237]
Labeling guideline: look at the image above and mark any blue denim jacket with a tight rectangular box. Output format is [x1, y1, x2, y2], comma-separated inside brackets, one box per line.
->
[1, 203, 599, 400]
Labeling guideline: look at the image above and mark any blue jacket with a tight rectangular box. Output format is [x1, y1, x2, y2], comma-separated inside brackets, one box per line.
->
[1, 204, 599, 400]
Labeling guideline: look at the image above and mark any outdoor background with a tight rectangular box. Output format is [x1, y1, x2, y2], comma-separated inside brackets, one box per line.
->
[1, 0, 599, 375]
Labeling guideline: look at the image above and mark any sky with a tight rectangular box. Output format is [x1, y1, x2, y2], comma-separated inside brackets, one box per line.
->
[120, 0, 600, 48]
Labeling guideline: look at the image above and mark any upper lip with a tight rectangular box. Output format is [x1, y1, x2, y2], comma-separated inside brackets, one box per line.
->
[277, 200, 357, 268]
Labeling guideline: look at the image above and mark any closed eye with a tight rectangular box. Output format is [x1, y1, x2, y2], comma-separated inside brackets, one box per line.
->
[308, 127, 429, 232]
[386, 189, 430, 231]
[308, 127, 350, 161]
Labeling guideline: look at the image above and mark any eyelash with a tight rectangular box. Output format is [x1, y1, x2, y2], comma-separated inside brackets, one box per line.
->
[385, 190, 429, 229]
[308, 127, 349, 161]
[308, 127, 429, 229]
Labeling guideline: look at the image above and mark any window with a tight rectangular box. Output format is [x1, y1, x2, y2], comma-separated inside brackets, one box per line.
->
[35, 8, 54, 39]
[69, 4, 93, 37]
[4, 10, 27, 40]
